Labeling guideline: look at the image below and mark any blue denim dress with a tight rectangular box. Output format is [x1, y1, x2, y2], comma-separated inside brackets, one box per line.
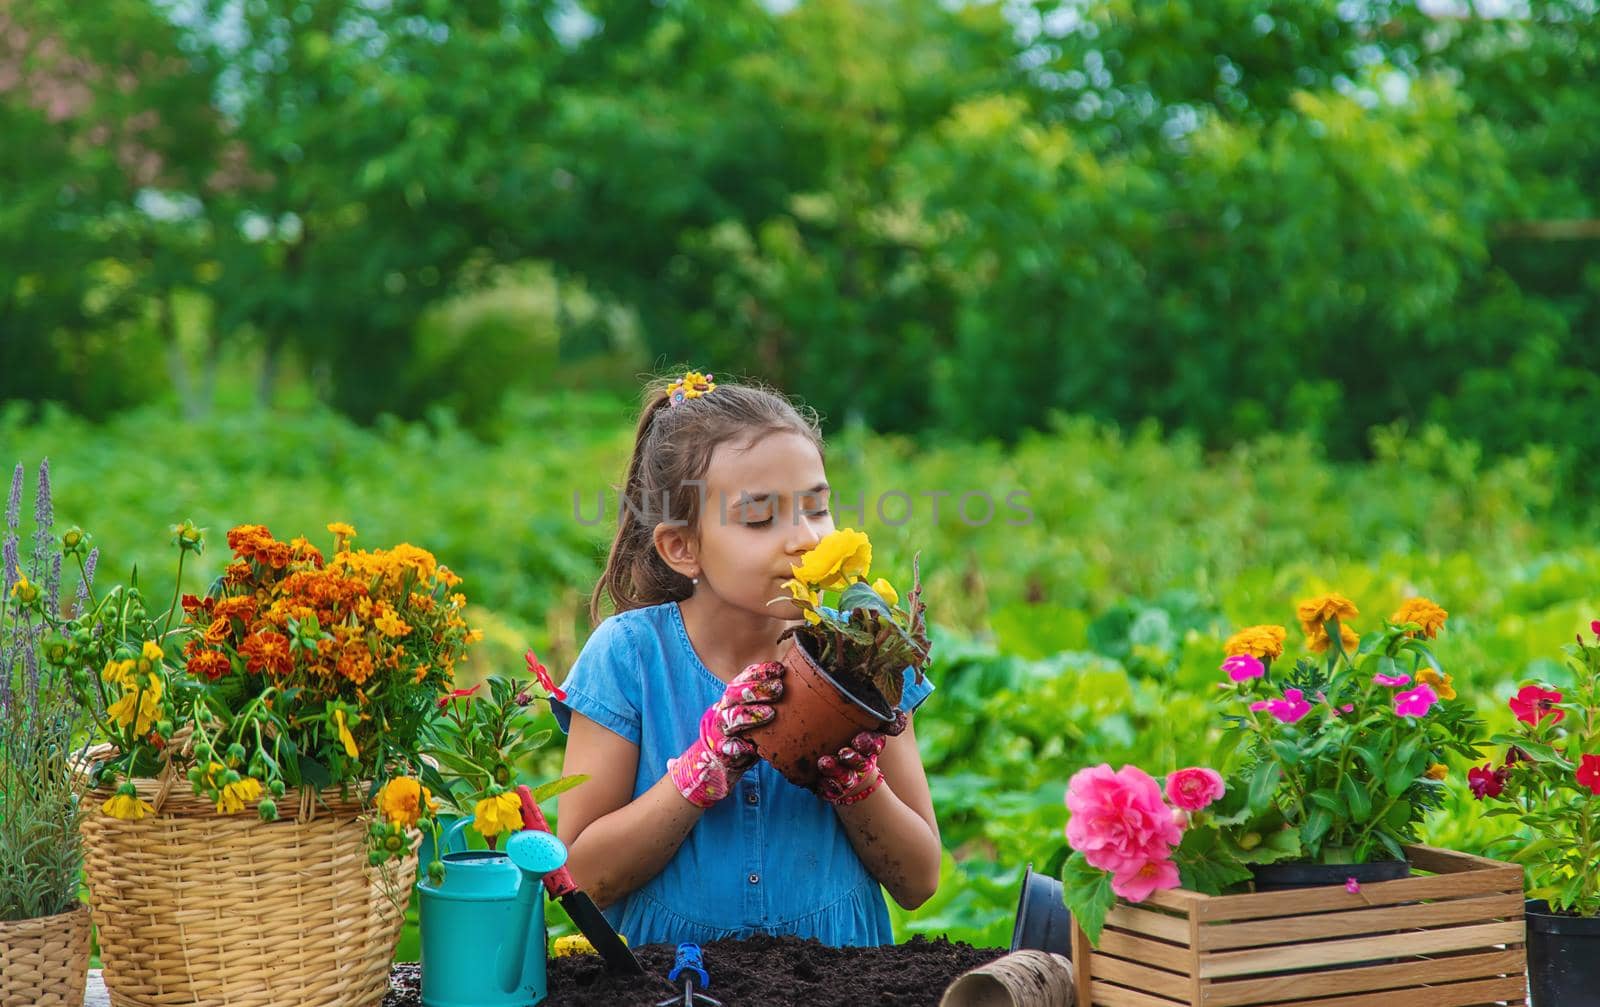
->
[550, 601, 934, 947]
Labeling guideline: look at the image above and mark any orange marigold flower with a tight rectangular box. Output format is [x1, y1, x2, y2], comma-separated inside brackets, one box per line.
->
[1307, 622, 1361, 655]
[1296, 593, 1360, 637]
[289, 535, 325, 567]
[337, 646, 375, 686]
[239, 630, 293, 676]
[259, 540, 293, 569]
[186, 649, 233, 681]
[438, 566, 462, 588]
[224, 560, 254, 584]
[1417, 667, 1457, 700]
[227, 524, 274, 556]
[213, 596, 259, 625]
[1224, 625, 1287, 660]
[377, 776, 435, 828]
[204, 618, 232, 646]
[1391, 597, 1448, 639]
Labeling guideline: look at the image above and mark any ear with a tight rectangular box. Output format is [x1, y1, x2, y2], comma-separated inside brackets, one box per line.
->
[652, 522, 698, 580]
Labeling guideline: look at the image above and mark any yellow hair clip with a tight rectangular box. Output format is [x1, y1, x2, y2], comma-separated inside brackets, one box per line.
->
[664, 370, 716, 406]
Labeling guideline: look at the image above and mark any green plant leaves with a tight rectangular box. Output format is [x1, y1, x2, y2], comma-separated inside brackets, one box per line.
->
[1060, 851, 1115, 947]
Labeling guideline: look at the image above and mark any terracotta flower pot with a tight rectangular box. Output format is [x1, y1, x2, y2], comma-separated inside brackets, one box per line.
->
[745, 632, 895, 791]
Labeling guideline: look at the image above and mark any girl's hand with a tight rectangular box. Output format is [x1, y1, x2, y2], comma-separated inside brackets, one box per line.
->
[667, 661, 784, 808]
[817, 711, 907, 806]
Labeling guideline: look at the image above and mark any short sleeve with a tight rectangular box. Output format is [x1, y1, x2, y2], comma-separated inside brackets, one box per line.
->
[899, 667, 934, 715]
[815, 605, 934, 716]
[550, 615, 643, 745]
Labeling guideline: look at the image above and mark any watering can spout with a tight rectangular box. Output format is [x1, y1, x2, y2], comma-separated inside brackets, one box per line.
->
[505, 830, 569, 996]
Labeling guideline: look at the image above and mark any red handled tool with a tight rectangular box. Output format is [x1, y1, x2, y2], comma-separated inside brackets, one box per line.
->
[515, 785, 645, 976]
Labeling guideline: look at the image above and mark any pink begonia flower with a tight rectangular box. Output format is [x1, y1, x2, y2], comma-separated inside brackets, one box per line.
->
[1250, 688, 1312, 724]
[1345, 877, 1361, 894]
[1372, 672, 1411, 687]
[1393, 683, 1439, 718]
[1222, 654, 1265, 682]
[1591, 619, 1600, 638]
[1111, 857, 1181, 902]
[1165, 767, 1226, 812]
[1065, 764, 1183, 877]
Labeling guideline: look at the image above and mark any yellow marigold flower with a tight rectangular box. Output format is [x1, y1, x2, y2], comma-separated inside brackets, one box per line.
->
[334, 709, 360, 758]
[374, 604, 412, 638]
[377, 777, 436, 828]
[870, 578, 899, 607]
[103, 791, 154, 821]
[1425, 763, 1449, 781]
[1296, 593, 1360, 637]
[473, 791, 523, 839]
[327, 521, 357, 540]
[216, 776, 263, 815]
[1307, 622, 1361, 655]
[1391, 597, 1448, 639]
[1417, 667, 1456, 700]
[1224, 625, 1288, 660]
[789, 528, 871, 591]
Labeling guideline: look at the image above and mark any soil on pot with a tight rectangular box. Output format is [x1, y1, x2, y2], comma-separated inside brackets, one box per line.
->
[792, 629, 893, 719]
[385, 933, 1004, 1007]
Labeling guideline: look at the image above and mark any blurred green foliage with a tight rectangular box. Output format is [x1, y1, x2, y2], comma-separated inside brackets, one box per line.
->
[4, 1, 1598, 488]
[6, 398, 1595, 945]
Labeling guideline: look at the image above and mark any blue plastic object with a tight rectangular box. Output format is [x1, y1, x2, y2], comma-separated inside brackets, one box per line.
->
[416, 818, 569, 1007]
[668, 943, 710, 989]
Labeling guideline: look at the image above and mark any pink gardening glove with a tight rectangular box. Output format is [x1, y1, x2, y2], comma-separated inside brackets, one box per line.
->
[817, 711, 907, 806]
[668, 661, 784, 808]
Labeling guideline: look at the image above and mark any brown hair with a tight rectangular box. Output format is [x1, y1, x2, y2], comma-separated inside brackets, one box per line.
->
[589, 370, 825, 623]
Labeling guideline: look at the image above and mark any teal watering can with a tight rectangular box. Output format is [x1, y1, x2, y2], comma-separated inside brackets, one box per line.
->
[417, 817, 569, 1007]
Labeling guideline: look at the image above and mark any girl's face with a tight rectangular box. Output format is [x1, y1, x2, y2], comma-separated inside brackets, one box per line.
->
[681, 430, 835, 621]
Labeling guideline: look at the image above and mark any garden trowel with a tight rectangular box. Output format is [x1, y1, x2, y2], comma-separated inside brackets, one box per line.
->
[515, 784, 646, 976]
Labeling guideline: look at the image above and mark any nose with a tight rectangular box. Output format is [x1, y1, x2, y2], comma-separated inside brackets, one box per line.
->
[786, 512, 827, 555]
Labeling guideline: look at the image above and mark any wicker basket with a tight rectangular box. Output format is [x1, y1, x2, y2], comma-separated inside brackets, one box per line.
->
[81, 773, 414, 1007]
[0, 903, 92, 1007]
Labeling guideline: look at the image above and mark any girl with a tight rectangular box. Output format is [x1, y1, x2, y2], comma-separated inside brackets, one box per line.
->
[551, 370, 941, 948]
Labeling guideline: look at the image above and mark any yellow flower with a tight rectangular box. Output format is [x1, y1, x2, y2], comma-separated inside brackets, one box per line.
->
[782, 578, 821, 624]
[870, 578, 899, 607]
[1296, 593, 1360, 637]
[1391, 597, 1448, 640]
[473, 791, 523, 839]
[789, 528, 871, 591]
[1417, 667, 1457, 700]
[1307, 622, 1361, 655]
[103, 792, 154, 821]
[327, 522, 357, 539]
[9, 573, 38, 604]
[377, 777, 436, 828]
[141, 640, 164, 663]
[1425, 763, 1449, 781]
[106, 676, 164, 735]
[374, 603, 412, 638]
[101, 658, 136, 687]
[334, 709, 360, 758]
[1224, 625, 1287, 660]
[216, 776, 263, 815]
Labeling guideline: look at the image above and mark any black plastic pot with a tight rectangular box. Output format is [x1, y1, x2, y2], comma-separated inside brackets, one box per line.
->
[1527, 899, 1600, 1007]
[1009, 865, 1073, 958]
[1250, 858, 1409, 893]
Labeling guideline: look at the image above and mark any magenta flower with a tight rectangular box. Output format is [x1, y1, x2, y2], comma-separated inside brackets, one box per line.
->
[1393, 683, 1439, 718]
[1110, 857, 1181, 902]
[1468, 764, 1506, 799]
[1372, 672, 1411, 687]
[1165, 767, 1226, 811]
[1251, 688, 1312, 724]
[1345, 877, 1361, 894]
[1065, 764, 1183, 877]
[1222, 654, 1265, 682]
[1509, 685, 1563, 726]
[1591, 619, 1600, 639]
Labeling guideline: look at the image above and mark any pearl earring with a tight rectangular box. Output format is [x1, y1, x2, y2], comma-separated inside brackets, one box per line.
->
[691, 575, 700, 585]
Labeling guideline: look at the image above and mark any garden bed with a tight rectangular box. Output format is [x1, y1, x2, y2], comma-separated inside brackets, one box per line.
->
[385, 933, 1004, 1007]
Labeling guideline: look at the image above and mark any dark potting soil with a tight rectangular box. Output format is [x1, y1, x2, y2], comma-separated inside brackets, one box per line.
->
[385, 934, 1004, 1007]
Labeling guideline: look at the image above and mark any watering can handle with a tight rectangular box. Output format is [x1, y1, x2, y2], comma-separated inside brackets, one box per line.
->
[516, 785, 580, 898]
[440, 816, 474, 857]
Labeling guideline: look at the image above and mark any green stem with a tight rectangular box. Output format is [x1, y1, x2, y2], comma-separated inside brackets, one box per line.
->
[161, 548, 188, 637]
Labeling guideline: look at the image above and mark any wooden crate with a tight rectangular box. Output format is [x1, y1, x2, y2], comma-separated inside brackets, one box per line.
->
[1070, 845, 1528, 1007]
